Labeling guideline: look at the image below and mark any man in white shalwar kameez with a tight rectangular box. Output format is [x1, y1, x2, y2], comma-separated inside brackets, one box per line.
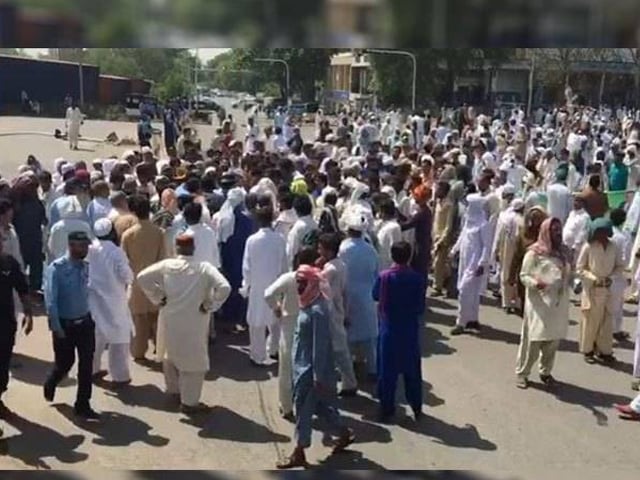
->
[631, 265, 640, 391]
[264, 248, 320, 420]
[610, 209, 632, 341]
[450, 193, 491, 335]
[67, 102, 83, 151]
[88, 219, 135, 384]
[242, 206, 288, 366]
[136, 234, 230, 413]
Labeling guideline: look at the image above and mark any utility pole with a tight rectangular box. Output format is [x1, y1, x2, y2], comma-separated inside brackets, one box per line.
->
[365, 49, 417, 111]
[255, 58, 290, 105]
[527, 51, 535, 118]
[78, 54, 84, 107]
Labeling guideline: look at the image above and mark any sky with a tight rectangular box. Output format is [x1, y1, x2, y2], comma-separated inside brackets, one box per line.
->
[20, 48, 230, 62]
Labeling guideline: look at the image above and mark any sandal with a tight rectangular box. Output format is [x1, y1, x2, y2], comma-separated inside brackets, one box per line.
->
[276, 451, 308, 469]
[516, 377, 529, 389]
[332, 428, 355, 453]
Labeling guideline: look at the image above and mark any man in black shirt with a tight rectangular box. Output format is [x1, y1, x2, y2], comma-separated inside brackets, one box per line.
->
[0, 236, 33, 414]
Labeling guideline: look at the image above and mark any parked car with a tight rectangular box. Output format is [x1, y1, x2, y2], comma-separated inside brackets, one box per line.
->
[288, 102, 319, 123]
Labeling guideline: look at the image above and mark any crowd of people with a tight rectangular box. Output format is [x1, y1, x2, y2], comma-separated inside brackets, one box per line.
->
[2, 94, 640, 468]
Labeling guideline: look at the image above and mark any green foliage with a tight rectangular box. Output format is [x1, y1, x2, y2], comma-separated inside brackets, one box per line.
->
[206, 48, 334, 101]
[370, 48, 516, 108]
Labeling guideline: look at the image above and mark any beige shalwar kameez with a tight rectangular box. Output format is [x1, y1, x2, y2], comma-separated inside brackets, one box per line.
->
[121, 219, 166, 359]
[516, 251, 570, 379]
[576, 241, 624, 356]
[432, 198, 453, 292]
[137, 256, 230, 407]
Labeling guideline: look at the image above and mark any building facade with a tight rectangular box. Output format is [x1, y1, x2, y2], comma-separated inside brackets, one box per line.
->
[325, 51, 375, 113]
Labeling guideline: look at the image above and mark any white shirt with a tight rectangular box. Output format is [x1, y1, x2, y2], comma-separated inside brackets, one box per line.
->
[376, 219, 402, 271]
[87, 240, 134, 343]
[242, 228, 288, 328]
[185, 223, 220, 268]
[286, 215, 317, 265]
[546, 182, 572, 224]
[137, 256, 230, 371]
[274, 209, 297, 240]
[562, 209, 590, 251]
[499, 160, 528, 192]
[48, 219, 93, 262]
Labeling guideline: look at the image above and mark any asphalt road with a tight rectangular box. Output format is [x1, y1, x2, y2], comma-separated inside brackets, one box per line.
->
[0, 292, 638, 472]
[0, 111, 316, 176]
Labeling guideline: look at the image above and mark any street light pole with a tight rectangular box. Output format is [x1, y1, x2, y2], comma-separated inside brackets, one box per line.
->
[78, 60, 84, 107]
[366, 49, 417, 111]
[255, 58, 290, 105]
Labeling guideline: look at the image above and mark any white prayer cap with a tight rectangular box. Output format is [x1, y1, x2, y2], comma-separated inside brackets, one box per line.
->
[61, 163, 75, 175]
[121, 150, 136, 160]
[58, 195, 84, 220]
[204, 166, 216, 175]
[141, 146, 153, 154]
[344, 210, 368, 232]
[381, 185, 396, 198]
[502, 184, 516, 197]
[93, 218, 113, 238]
[464, 193, 489, 229]
[511, 198, 525, 211]
[90, 171, 103, 182]
[103, 159, 117, 177]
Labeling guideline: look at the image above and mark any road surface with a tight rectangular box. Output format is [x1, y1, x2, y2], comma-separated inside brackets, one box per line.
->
[0, 293, 638, 472]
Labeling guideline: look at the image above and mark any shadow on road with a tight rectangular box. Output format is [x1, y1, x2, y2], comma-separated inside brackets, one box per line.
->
[531, 380, 632, 426]
[180, 405, 290, 443]
[0, 409, 88, 469]
[10, 353, 53, 386]
[53, 404, 170, 448]
[398, 414, 497, 451]
[135, 472, 237, 480]
[207, 336, 277, 382]
[316, 415, 393, 447]
[423, 324, 457, 358]
[102, 382, 180, 414]
[427, 297, 457, 311]
[316, 449, 387, 469]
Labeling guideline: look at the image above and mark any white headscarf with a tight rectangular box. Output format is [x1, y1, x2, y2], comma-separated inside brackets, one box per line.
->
[58, 196, 85, 220]
[349, 181, 370, 205]
[344, 209, 368, 232]
[250, 178, 278, 212]
[217, 187, 246, 243]
[462, 193, 488, 231]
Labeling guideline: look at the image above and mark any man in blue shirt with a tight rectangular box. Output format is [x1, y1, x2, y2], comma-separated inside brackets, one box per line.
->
[43, 231, 99, 420]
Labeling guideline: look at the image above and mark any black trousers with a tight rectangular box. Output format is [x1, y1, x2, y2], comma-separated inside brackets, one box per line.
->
[45, 317, 95, 410]
[0, 321, 17, 396]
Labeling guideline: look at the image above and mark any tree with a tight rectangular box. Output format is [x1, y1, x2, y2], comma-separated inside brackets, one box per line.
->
[208, 48, 334, 101]
[369, 48, 515, 108]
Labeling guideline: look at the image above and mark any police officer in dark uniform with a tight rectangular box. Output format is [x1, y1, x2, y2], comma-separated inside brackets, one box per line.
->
[43, 231, 98, 420]
[0, 234, 32, 414]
